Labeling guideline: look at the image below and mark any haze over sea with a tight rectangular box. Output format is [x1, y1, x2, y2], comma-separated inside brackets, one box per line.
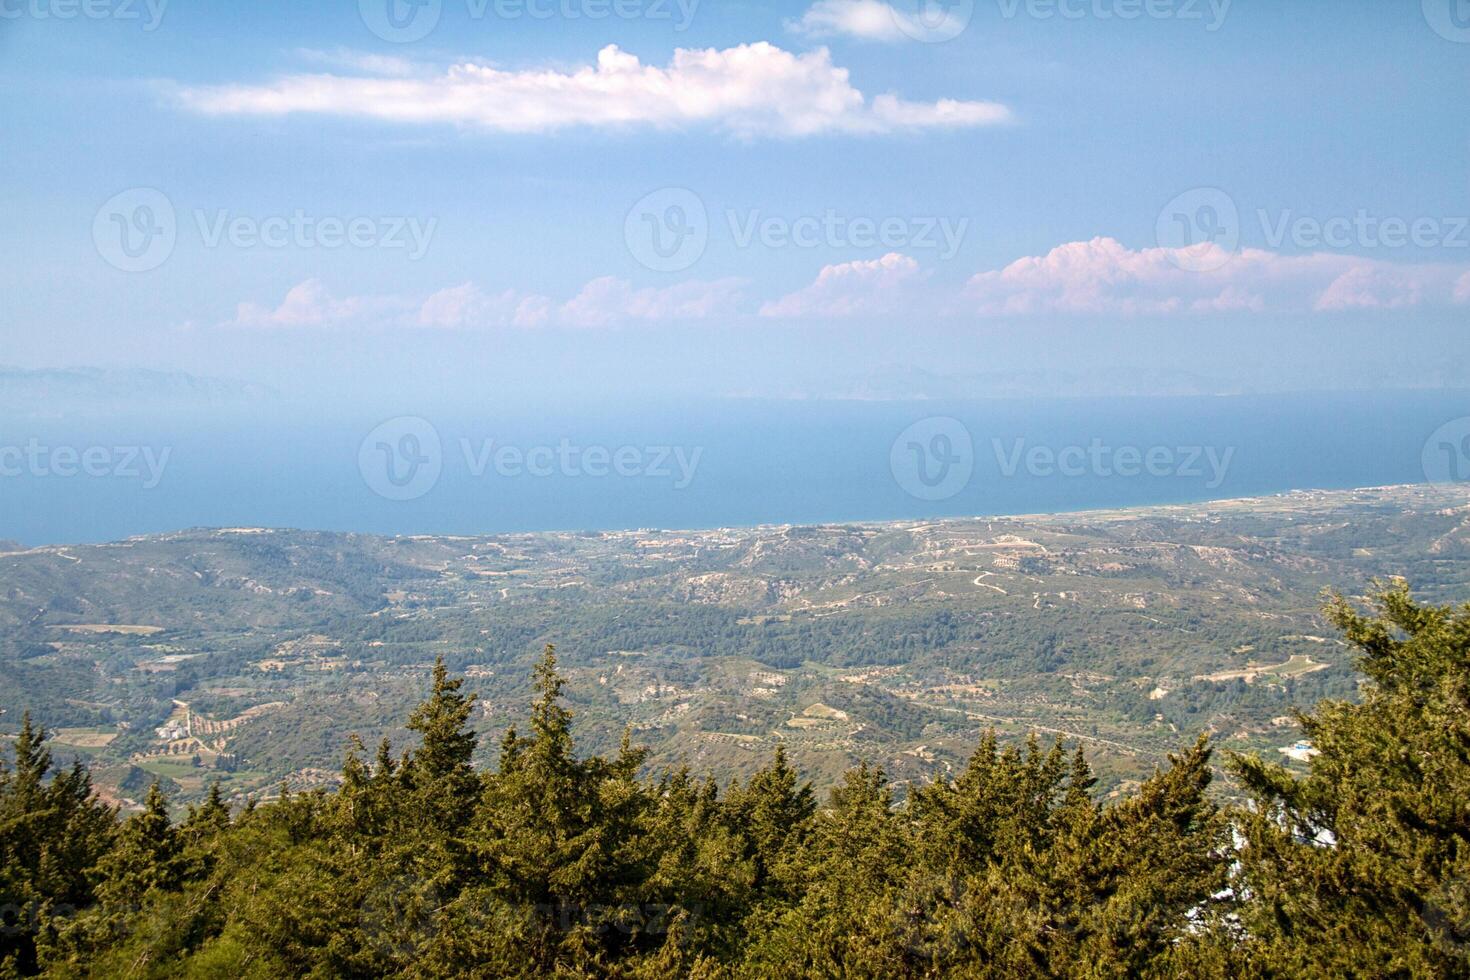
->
[2, 390, 1466, 546]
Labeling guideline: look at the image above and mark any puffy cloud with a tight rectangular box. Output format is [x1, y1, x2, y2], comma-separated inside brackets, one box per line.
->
[230, 279, 404, 329]
[760, 252, 927, 318]
[227, 276, 745, 330]
[223, 243, 1470, 331]
[788, 0, 971, 42]
[559, 277, 748, 327]
[1312, 265, 1419, 312]
[788, 0, 912, 41]
[963, 237, 1470, 316]
[757, 238, 1470, 321]
[172, 43, 1009, 138]
[416, 283, 551, 329]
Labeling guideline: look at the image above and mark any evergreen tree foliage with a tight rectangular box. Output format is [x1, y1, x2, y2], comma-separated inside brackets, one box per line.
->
[1224, 582, 1470, 977]
[1, 585, 1465, 976]
[0, 714, 115, 976]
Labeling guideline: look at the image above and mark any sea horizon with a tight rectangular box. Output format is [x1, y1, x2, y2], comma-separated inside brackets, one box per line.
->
[4, 389, 1467, 546]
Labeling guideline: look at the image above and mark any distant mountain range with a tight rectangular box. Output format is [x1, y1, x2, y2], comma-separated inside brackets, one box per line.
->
[0, 367, 278, 417]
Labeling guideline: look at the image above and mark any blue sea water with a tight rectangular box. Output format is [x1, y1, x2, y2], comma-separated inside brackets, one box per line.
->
[2, 391, 1468, 545]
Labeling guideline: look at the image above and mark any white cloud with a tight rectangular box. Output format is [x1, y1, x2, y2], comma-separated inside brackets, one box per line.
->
[225, 243, 1470, 331]
[227, 276, 746, 330]
[292, 48, 418, 77]
[172, 43, 1009, 138]
[788, 0, 910, 42]
[964, 237, 1470, 316]
[1313, 262, 1444, 312]
[231, 279, 406, 329]
[416, 283, 551, 329]
[760, 252, 927, 318]
[559, 277, 748, 327]
[788, 0, 971, 42]
[757, 238, 1470, 321]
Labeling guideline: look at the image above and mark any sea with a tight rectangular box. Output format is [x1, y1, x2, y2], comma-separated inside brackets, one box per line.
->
[2, 390, 1468, 545]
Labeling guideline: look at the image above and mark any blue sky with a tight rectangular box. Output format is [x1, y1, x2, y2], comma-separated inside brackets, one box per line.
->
[1, 0, 1468, 405]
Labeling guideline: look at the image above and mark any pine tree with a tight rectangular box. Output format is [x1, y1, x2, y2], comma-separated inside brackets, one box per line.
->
[184, 781, 230, 838]
[99, 782, 183, 901]
[1067, 735, 1228, 975]
[1227, 584, 1470, 977]
[745, 761, 911, 976]
[725, 744, 816, 899]
[404, 656, 480, 827]
[0, 713, 116, 976]
[7, 583, 1462, 977]
[407, 658, 479, 782]
[440, 645, 660, 974]
[642, 768, 753, 960]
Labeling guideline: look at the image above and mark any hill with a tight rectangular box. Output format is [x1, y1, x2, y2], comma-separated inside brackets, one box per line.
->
[3, 484, 1468, 806]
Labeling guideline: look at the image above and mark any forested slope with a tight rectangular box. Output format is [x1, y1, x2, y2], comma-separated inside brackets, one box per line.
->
[2, 583, 1467, 977]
